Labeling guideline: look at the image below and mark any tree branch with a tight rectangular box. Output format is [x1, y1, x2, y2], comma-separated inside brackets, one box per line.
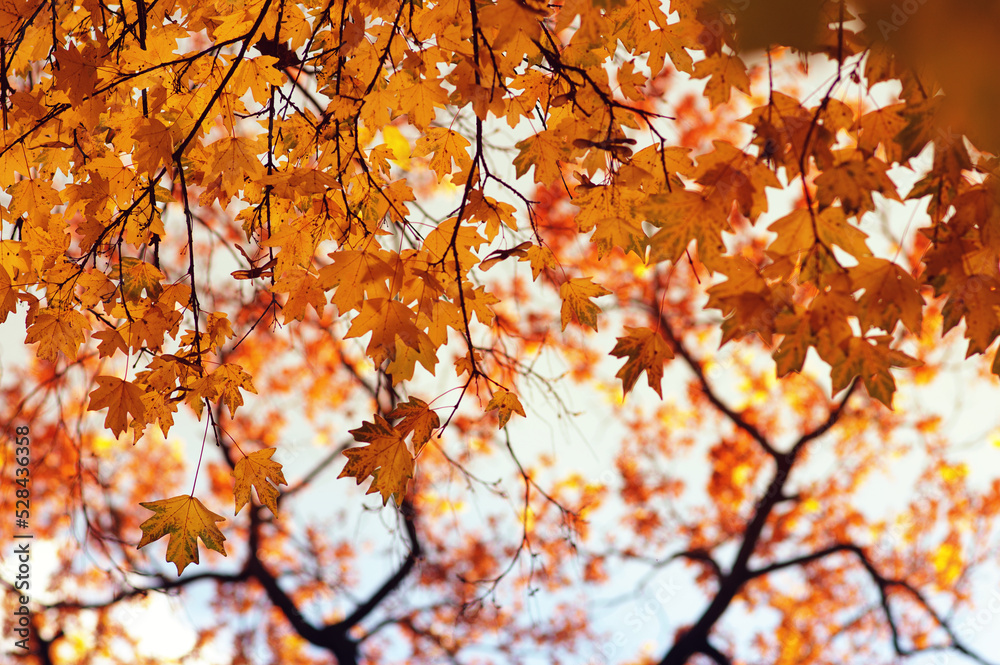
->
[656, 369, 855, 665]
[339, 498, 422, 632]
[749, 542, 998, 665]
[653, 308, 779, 458]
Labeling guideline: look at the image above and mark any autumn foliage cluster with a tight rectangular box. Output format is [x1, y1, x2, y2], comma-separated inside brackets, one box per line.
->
[4, 0, 1000, 663]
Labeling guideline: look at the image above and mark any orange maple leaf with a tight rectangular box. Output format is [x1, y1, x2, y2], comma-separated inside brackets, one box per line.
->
[87, 376, 147, 437]
[849, 257, 924, 334]
[213, 363, 257, 417]
[389, 397, 440, 450]
[137, 495, 227, 575]
[485, 387, 526, 429]
[233, 448, 287, 516]
[0, 266, 19, 323]
[339, 415, 414, 505]
[25, 307, 91, 362]
[611, 327, 674, 398]
[559, 277, 612, 331]
[692, 53, 750, 108]
[345, 299, 424, 366]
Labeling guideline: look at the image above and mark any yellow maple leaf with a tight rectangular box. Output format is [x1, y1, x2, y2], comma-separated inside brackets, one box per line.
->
[422, 217, 488, 274]
[485, 387, 526, 429]
[137, 495, 227, 575]
[522, 244, 557, 280]
[385, 334, 439, 384]
[233, 448, 287, 516]
[392, 74, 449, 131]
[339, 415, 414, 505]
[559, 277, 612, 331]
[93, 329, 129, 358]
[857, 103, 906, 162]
[463, 190, 517, 242]
[766, 206, 871, 281]
[87, 376, 147, 437]
[129, 117, 174, 175]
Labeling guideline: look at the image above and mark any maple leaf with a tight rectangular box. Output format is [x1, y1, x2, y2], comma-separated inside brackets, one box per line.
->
[522, 244, 557, 280]
[137, 495, 227, 575]
[385, 334, 439, 383]
[130, 117, 174, 175]
[120, 305, 181, 352]
[391, 72, 449, 130]
[559, 277, 612, 331]
[610, 327, 674, 397]
[117, 258, 165, 301]
[233, 448, 287, 516]
[477, 0, 545, 46]
[0, 266, 19, 323]
[694, 141, 781, 221]
[88, 376, 147, 438]
[206, 312, 234, 350]
[574, 185, 647, 259]
[773, 312, 814, 377]
[412, 127, 472, 180]
[345, 299, 424, 366]
[24, 307, 91, 362]
[463, 190, 518, 241]
[857, 103, 906, 162]
[645, 190, 730, 269]
[140, 390, 178, 438]
[271, 267, 326, 323]
[849, 257, 924, 334]
[213, 363, 257, 417]
[514, 130, 569, 185]
[707, 257, 794, 345]
[260, 214, 325, 273]
[93, 329, 129, 358]
[806, 276, 857, 363]
[205, 135, 266, 195]
[830, 336, 921, 408]
[318, 250, 393, 314]
[941, 282, 1000, 357]
[422, 217, 489, 274]
[339, 415, 414, 505]
[389, 397, 440, 450]
[692, 53, 750, 108]
[766, 206, 871, 280]
[814, 153, 900, 216]
[455, 350, 483, 377]
[485, 388, 526, 429]
[75, 269, 116, 308]
[232, 55, 286, 105]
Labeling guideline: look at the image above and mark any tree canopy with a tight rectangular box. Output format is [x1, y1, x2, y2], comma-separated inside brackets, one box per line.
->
[4, 0, 1000, 663]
